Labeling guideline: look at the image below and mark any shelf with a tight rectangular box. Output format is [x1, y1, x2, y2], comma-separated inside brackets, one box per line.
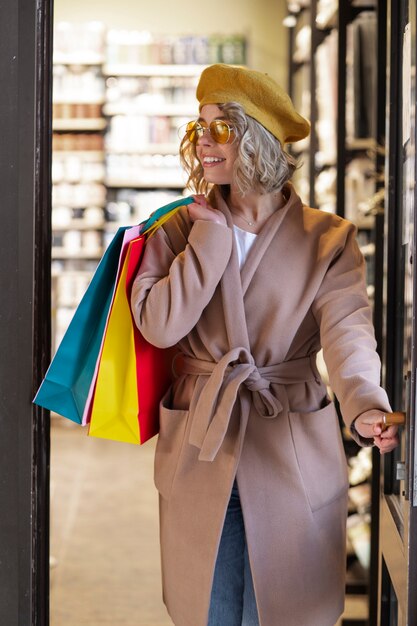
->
[346, 138, 377, 151]
[53, 118, 107, 132]
[52, 219, 106, 230]
[52, 269, 95, 278]
[356, 217, 375, 230]
[106, 144, 179, 155]
[105, 221, 138, 232]
[103, 63, 207, 77]
[53, 96, 105, 105]
[103, 103, 197, 117]
[53, 52, 105, 66]
[52, 247, 103, 259]
[53, 151, 105, 159]
[105, 178, 186, 189]
[52, 201, 106, 210]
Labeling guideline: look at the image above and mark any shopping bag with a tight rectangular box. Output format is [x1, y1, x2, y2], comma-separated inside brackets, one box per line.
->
[87, 235, 173, 444]
[33, 226, 129, 423]
[81, 195, 194, 429]
[80, 224, 142, 425]
[34, 195, 193, 429]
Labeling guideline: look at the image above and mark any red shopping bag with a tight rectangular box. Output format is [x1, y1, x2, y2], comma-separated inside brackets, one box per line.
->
[87, 235, 173, 444]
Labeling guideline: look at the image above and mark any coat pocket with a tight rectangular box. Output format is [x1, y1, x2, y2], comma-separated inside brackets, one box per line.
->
[288, 401, 349, 512]
[154, 390, 189, 499]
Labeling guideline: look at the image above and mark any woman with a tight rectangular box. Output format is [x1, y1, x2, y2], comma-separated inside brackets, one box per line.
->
[131, 64, 398, 626]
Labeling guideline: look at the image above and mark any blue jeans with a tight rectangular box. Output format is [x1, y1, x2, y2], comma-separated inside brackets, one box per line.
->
[207, 481, 260, 626]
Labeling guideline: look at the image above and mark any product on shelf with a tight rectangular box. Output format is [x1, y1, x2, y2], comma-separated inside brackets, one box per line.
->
[54, 21, 106, 64]
[53, 64, 105, 104]
[346, 12, 378, 141]
[315, 30, 338, 166]
[344, 157, 376, 225]
[105, 30, 246, 67]
[293, 25, 311, 63]
[52, 133, 105, 151]
[316, 0, 338, 29]
[346, 513, 371, 570]
[315, 167, 337, 213]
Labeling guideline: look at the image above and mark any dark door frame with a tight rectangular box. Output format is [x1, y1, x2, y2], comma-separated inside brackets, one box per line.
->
[379, 0, 417, 624]
[0, 0, 53, 624]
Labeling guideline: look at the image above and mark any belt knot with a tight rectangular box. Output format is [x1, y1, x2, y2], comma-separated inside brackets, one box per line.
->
[179, 349, 319, 462]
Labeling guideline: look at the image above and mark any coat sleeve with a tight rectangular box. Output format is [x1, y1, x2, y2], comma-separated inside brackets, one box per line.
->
[130, 218, 233, 348]
[311, 221, 391, 444]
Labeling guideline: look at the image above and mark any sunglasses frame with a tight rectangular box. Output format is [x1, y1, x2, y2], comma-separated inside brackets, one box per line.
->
[184, 119, 236, 145]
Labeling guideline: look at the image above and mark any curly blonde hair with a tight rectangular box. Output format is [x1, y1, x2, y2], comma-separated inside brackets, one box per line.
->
[179, 102, 299, 195]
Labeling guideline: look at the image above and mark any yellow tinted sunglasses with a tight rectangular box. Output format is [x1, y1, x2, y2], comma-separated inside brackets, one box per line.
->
[184, 119, 235, 144]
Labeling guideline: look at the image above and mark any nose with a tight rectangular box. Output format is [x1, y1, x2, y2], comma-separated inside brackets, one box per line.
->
[196, 127, 214, 146]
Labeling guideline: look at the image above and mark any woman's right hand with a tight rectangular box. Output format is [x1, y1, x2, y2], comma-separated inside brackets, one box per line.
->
[354, 409, 399, 454]
[188, 194, 227, 226]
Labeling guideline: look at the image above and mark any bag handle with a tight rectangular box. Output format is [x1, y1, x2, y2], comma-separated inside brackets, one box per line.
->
[140, 196, 194, 236]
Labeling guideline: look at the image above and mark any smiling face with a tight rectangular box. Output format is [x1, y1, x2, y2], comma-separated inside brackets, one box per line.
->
[195, 104, 239, 187]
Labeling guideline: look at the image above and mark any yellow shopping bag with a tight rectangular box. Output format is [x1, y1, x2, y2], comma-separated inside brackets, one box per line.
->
[88, 240, 141, 443]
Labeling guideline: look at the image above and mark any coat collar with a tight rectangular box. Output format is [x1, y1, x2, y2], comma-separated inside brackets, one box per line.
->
[210, 183, 302, 292]
[208, 183, 302, 350]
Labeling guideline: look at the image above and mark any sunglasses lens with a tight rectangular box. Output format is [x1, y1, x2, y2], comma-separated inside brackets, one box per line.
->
[184, 120, 233, 144]
[211, 120, 231, 144]
[185, 121, 200, 143]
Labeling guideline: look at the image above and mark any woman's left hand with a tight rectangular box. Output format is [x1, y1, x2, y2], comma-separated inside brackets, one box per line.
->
[187, 194, 227, 226]
[354, 409, 400, 454]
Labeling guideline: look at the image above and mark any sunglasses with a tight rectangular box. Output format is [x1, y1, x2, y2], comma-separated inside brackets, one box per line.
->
[184, 119, 235, 144]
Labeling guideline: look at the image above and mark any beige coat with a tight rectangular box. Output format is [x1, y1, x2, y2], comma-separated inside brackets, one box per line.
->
[131, 183, 391, 626]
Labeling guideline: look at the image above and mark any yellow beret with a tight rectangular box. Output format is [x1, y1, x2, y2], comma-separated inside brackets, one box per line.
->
[196, 63, 310, 145]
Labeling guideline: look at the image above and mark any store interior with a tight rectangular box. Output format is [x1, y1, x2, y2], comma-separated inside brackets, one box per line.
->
[50, 0, 379, 624]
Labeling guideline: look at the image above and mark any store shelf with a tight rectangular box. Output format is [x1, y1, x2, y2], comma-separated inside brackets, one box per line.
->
[103, 103, 197, 117]
[53, 52, 105, 66]
[346, 137, 377, 151]
[106, 144, 179, 155]
[52, 248, 103, 259]
[52, 219, 106, 230]
[105, 178, 186, 189]
[103, 63, 207, 77]
[52, 269, 95, 278]
[53, 118, 107, 131]
[53, 96, 105, 105]
[52, 201, 106, 209]
[53, 150, 106, 159]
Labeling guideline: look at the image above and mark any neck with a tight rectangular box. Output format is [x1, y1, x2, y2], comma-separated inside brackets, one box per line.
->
[227, 186, 288, 225]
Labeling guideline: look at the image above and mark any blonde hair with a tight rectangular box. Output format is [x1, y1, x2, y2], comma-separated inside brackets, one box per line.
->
[179, 102, 299, 196]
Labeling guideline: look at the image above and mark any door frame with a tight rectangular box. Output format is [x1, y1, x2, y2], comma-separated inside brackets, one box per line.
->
[379, 0, 417, 624]
[0, 0, 53, 624]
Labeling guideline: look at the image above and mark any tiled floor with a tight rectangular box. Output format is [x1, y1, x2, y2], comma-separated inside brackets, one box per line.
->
[50, 419, 173, 626]
[50, 419, 367, 626]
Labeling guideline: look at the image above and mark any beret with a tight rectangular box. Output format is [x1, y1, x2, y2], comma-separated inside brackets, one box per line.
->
[196, 63, 310, 145]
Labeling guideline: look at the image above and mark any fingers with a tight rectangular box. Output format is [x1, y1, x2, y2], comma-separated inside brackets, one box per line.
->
[358, 409, 387, 426]
[374, 433, 400, 454]
[354, 411, 400, 453]
[191, 194, 210, 208]
[354, 410, 393, 439]
[380, 424, 398, 438]
[187, 198, 227, 226]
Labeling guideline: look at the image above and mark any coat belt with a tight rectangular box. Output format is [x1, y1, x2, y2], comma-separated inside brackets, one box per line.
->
[177, 348, 321, 462]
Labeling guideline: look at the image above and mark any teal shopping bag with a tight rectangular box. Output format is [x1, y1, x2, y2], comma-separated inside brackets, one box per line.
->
[34, 226, 129, 423]
[34, 196, 193, 424]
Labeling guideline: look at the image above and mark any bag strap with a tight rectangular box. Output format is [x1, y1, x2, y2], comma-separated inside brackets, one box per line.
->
[140, 196, 194, 236]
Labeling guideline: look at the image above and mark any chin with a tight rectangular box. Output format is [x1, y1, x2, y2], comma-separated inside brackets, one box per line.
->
[203, 174, 232, 186]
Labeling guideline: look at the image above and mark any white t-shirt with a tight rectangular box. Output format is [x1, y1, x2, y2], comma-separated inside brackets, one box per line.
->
[233, 225, 257, 269]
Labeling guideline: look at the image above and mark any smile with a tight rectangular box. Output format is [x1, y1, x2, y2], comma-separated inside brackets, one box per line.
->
[202, 156, 225, 166]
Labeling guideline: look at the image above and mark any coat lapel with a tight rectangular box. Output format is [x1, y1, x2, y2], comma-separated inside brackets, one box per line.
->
[212, 185, 301, 350]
